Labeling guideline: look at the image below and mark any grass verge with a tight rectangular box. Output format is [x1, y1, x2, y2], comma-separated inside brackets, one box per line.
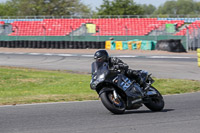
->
[0, 67, 200, 105]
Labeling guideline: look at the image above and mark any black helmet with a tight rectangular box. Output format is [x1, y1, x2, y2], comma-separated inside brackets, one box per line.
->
[94, 50, 109, 62]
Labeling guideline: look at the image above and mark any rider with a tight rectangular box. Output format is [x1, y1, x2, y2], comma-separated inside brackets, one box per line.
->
[93, 49, 146, 86]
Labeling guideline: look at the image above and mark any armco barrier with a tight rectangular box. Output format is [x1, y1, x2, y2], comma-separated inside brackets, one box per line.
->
[0, 41, 105, 49]
[197, 48, 200, 67]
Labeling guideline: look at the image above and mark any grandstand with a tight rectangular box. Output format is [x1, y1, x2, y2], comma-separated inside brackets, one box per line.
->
[175, 20, 200, 36]
[0, 16, 200, 50]
[6, 18, 185, 36]
[0, 21, 5, 25]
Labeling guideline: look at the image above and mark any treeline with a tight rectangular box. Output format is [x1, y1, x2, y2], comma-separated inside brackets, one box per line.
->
[98, 0, 200, 16]
[1, 0, 200, 16]
[0, 0, 91, 16]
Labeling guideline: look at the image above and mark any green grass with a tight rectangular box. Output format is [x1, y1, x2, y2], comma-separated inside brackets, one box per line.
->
[153, 78, 200, 95]
[0, 67, 200, 105]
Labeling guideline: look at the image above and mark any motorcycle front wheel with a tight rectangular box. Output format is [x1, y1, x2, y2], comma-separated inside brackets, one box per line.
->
[144, 86, 165, 111]
[100, 90, 126, 114]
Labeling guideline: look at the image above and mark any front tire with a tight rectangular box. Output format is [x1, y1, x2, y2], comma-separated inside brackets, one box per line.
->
[144, 86, 164, 111]
[100, 90, 126, 114]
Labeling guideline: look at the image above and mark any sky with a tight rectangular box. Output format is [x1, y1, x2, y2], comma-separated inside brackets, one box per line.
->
[81, 0, 200, 10]
[81, 0, 166, 9]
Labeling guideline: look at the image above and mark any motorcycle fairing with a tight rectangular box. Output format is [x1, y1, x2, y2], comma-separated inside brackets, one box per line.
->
[90, 61, 143, 109]
[112, 74, 143, 108]
[90, 61, 109, 90]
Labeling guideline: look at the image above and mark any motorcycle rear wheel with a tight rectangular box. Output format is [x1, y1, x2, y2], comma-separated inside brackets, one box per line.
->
[144, 86, 164, 111]
[100, 90, 126, 114]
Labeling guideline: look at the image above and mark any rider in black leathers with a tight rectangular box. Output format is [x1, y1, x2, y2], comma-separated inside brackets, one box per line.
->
[94, 50, 146, 86]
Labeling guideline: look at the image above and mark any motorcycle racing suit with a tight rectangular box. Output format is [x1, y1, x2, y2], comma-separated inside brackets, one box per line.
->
[108, 57, 142, 83]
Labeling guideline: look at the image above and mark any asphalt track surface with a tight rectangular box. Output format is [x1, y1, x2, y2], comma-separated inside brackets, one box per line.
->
[1, 92, 200, 133]
[0, 51, 199, 80]
[0, 50, 200, 133]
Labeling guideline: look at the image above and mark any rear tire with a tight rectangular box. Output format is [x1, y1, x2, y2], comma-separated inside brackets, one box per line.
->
[144, 86, 164, 111]
[100, 91, 126, 114]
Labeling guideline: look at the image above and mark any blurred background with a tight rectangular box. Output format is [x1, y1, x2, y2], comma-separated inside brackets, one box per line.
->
[0, 0, 200, 51]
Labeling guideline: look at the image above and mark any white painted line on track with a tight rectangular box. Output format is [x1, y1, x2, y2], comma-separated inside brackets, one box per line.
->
[115, 55, 137, 58]
[0, 52, 195, 59]
[149, 56, 192, 59]
[81, 55, 93, 57]
[57, 54, 74, 57]
[28, 53, 42, 55]
[0, 52, 14, 54]
[43, 53, 55, 56]
[16, 52, 26, 55]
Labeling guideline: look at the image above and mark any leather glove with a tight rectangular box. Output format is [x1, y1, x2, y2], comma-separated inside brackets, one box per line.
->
[113, 65, 119, 70]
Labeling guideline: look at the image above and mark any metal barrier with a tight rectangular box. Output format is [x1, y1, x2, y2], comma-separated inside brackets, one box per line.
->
[186, 26, 200, 51]
[198, 48, 200, 67]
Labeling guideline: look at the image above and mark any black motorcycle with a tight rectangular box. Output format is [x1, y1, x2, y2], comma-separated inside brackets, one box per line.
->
[90, 61, 164, 114]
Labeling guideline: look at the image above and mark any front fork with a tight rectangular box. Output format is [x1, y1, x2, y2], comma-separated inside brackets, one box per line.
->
[144, 82, 152, 93]
[143, 82, 159, 99]
[143, 74, 154, 94]
[113, 90, 118, 100]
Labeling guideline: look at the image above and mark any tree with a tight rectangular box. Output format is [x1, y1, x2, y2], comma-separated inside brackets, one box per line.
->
[97, 0, 144, 16]
[176, 0, 196, 14]
[0, 1, 18, 16]
[154, 1, 177, 15]
[140, 4, 156, 15]
[194, 2, 200, 14]
[0, 0, 92, 16]
[154, 0, 199, 15]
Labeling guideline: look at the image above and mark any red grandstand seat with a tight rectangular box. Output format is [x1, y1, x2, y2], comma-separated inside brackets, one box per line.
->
[8, 18, 186, 36]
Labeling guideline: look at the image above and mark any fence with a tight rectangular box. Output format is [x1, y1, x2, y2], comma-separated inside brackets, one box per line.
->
[186, 26, 200, 51]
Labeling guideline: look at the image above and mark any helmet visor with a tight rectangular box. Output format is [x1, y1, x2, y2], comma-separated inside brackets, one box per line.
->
[96, 57, 103, 62]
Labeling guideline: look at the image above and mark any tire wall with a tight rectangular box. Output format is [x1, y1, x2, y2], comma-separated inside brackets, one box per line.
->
[0, 41, 105, 49]
[0, 35, 186, 49]
[156, 39, 186, 52]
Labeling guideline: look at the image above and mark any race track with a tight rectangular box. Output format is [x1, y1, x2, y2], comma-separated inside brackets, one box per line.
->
[0, 50, 200, 133]
[0, 51, 199, 80]
[1, 92, 200, 133]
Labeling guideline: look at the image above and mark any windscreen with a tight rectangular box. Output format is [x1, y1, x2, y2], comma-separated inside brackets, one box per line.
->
[91, 61, 109, 76]
[91, 62, 98, 75]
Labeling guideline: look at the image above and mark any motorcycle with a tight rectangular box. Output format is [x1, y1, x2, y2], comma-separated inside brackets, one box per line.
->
[90, 61, 164, 114]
